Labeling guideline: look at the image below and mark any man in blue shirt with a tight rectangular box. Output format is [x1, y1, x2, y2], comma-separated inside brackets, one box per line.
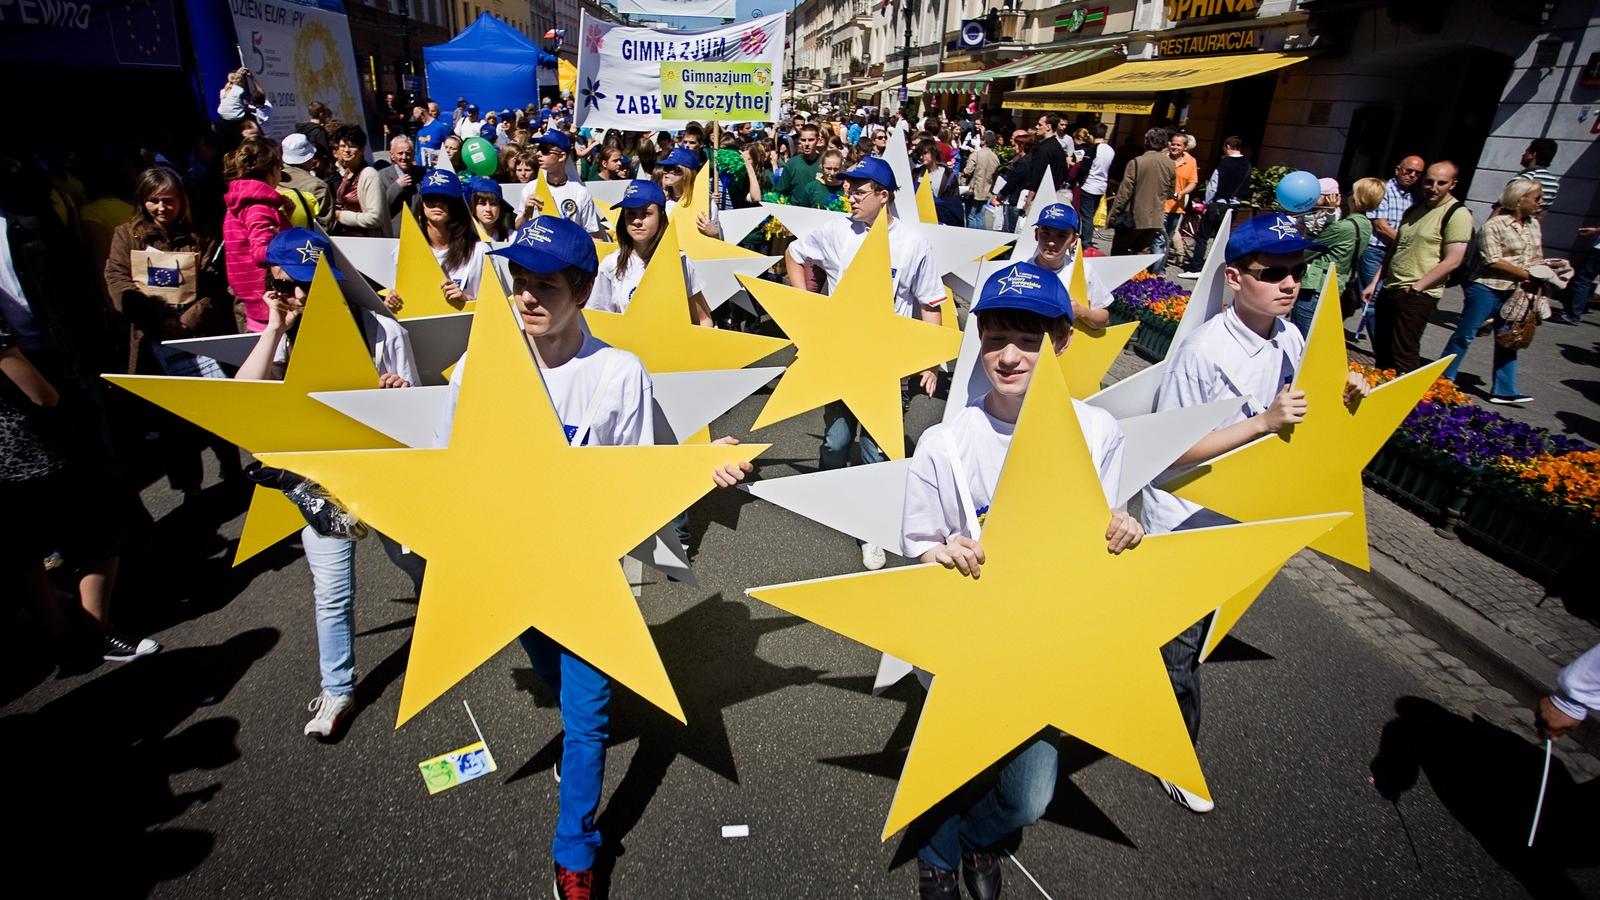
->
[414, 99, 453, 168]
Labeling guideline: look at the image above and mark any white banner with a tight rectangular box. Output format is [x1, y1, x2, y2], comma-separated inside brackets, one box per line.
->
[616, 0, 737, 16]
[229, 0, 367, 140]
[575, 11, 785, 131]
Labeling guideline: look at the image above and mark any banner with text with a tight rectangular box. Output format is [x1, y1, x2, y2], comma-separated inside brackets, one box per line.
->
[575, 11, 785, 130]
[229, 0, 365, 140]
[616, 0, 737, 17]
[661, 62, 775, 122]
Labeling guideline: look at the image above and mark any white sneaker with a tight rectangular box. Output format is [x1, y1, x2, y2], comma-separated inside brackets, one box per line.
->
[1176, 270, 1203, 280]
[861, 543, 887, 570]
[304, 690, 354, 740]
[1158, 777, 1214, 814]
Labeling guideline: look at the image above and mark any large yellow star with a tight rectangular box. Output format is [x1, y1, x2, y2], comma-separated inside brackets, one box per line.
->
[1062, 250, 1137, 398]
[258, 275, 767, 726]
[1170, 266, 1452, 570]
[103, 258, 400, 564]
[392, 208, 475, 320]
[748, 343, 1347, 838]
[675, 162, 765, 261]
[582, 214, 790, 373]
[736, 211, 961, 460]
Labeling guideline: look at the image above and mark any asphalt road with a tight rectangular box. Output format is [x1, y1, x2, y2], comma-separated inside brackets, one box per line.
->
[4, 378, 1597, 900]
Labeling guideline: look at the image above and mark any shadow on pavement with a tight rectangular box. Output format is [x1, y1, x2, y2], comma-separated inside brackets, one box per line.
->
[0, 628, 279, 897]
[1369, 695, 1599, 899]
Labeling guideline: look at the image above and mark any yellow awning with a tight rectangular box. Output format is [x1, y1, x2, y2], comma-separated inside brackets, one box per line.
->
[1007, 51, 1308, 96]
[1003, 98, 1154, 115]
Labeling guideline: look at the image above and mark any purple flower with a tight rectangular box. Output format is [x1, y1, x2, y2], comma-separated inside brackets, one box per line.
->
[1398, 403, 1594, 467]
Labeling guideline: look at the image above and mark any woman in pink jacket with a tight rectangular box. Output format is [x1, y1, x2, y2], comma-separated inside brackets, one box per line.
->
[222, 136, 291, 331]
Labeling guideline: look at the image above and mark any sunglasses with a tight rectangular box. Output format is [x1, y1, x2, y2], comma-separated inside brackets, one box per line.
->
[1241, 262, 1308, 283]
[267, 276, 307, 296]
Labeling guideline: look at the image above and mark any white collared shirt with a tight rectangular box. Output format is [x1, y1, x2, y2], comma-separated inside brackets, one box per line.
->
[1140, 305, 1305, 535]
[786, 215, 945, 318]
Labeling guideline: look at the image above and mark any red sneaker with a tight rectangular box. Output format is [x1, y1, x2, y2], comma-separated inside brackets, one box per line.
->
[552, 863, 593, 900]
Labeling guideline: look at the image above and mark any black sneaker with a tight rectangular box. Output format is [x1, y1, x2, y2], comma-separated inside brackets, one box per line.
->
[552, 863, 593, 900]
[961, 850, 1001, 900]
[917, 861, 960, 900]
[104, 632, 161, 662]
[1489, 394, 1534, 405]
[1552, 313, 1582, 325]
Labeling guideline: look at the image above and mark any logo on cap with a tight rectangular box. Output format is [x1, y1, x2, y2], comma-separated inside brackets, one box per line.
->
[295, 241, 323, 264]
[1268, 217, 1299, 241]
[518, 222, 556, 247]
[426, 170, 454, 187]
[996, 265, 1042, 296]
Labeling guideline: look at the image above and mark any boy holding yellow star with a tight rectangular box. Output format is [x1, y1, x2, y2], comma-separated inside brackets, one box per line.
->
[1140, 212, 1369, 814]
[902, 261, 1141, 900]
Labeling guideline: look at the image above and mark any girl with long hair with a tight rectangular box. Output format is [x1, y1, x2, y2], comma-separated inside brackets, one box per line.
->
[468, 176, 514, 241]
[590, 179, 711, 325]
[387, 169, 486, 313]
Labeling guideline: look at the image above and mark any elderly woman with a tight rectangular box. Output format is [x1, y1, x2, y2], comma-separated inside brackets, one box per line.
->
[1440, 179, 1546, 405]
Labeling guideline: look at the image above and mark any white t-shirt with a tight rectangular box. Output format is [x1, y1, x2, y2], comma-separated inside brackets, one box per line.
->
[431, 241, 488, 299]
[1034, 253, 1114, 310]
[589, 249, 706, 314]
[1082, 143, 1114, 196]
[433, 333, 654, 449]
[454, 117, 485, 141]
[272, 305, 421, 387]
[1140, 305, 1306, 535]
[787, 216, 944, 318]
[902, 397, 1123, 559]
[521, 178, 603, 233]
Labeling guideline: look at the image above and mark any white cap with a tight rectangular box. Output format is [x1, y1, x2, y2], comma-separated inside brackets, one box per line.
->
[282, 133, 315, 165]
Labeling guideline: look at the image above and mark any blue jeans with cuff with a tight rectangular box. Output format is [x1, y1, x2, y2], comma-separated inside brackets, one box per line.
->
[519, 628, 611, 872]
[1441, 282, 1518, 397]
[916, 734, 1058, 872]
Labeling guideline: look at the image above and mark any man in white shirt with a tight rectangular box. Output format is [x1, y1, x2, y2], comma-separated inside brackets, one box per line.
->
[518, 131, 607, 238]
[1077, 124, 1114, 249]
[784, 156, 945, 570]
[453, 104, 485, 141]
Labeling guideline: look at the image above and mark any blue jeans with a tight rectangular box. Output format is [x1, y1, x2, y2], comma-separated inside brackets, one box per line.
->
[916, 735, 1058, 872]
[1289, 286, 1321, 338]
[519, 628, 611, 871]
[1355, 244, 1387, 337]
[819, 398, 893, 470]
[1002, 203, 1021, 234]
[1150, 211, 1183, 274]
[1565, 245, 1599, 318]
[1078, 191, 1102, 249]
[304, 525, 357, 695]
[1441, 282, 1518, 396]
[964, 198, 989, 230]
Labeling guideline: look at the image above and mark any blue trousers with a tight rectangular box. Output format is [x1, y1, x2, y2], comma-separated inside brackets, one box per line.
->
[1441, 282, 1518, 396]
[1078, 192, 1102, 249]
[519, 628, 611, 871]
[1355, 244, 1387, 337]
[1564, 245, 1599, 318]
[916, 735, 1058, 872]
[1150, 211, 1183, 274]
[819, 398, 893, 471]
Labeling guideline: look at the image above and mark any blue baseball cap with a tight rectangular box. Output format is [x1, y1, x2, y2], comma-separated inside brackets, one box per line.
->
[614, 179, 667, 210]
[265, 227, 344, 283]
[466, 176, 502, 199]
[660, 147, 701, 170]
[1036, 203, 1079, 233]
[479, 122, 497, 140]
[418, 168, 462, 198]
[490, 216, 599, 275]
[972, 262, 1073, 322]
[842, 156, 897, 192]
[536, 130, 572, 153]
[1224, 213, 1325, 263]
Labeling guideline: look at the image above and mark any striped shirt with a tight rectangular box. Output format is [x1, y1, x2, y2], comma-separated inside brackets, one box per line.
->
[1366, 177, 1414, 248]
[1512, 167, 1559, 212]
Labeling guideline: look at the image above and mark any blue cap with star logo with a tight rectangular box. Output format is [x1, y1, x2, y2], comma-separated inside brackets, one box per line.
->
[1224, 212, 1325, 263]
[660, 147, 702, 170]
[418, 168, 464, 199]
[489, 215, 598, 275]
[613, 179, 667, 210]
[265, 227, 344, 283]
[841, 156, 897, 192]
[1035, 203, 1079, 233]
[972, 261, 1073, 322]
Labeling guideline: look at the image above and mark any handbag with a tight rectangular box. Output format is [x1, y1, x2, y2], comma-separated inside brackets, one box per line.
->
[131, 248, 198, 310]
[1494, 285, 1541, 350]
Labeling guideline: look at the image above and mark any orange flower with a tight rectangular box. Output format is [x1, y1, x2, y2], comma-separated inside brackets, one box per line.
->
[1494, 450, 1600, 517]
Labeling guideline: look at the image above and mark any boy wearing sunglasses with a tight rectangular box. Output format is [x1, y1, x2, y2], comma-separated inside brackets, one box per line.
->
[1138, 212, 1370, 815]
[518, 131, 607, 239]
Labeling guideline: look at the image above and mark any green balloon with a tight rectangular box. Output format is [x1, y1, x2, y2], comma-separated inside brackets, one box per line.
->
[461, 137, 498, 176]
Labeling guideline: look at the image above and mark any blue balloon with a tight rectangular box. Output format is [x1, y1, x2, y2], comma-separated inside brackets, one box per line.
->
[1275, 170, 1321, 214]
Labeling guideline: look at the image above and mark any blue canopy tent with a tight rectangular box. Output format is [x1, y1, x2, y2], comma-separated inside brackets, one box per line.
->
[424, 13, 557, 114]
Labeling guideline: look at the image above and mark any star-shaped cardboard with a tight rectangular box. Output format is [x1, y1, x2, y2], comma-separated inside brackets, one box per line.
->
[392, 210, 476, 319]
[1168, 265, 1452, 571]
[763, 202, 1014, 283]
[258, 276, 767, 726]
[675, 163, 766, 261]
[103, 258, 402, 564]
[582, 218, 789, 372]
[736, 211, 962, 460]
[747, 342, 1347, 838]
[500, 174, 617, 260]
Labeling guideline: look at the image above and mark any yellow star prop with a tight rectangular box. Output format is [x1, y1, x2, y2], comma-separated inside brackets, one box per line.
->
[103, 258, 401, 564]
[582, 216, 790, 373]
[392, 210, 475, 320]
[258, 276, 767, 726]
[675, 163, 764, 261]
[736, 211, 962, 460]
[1059, 251, 1135, 398]
[914, 175, 938, 225]
[747, 343, 1347, 838]
[1170, 265, 1452, 570]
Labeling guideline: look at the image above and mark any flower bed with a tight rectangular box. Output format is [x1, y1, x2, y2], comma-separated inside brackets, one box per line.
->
[1110, 272, 1189, 361]
[1353, 363, 1597, 586]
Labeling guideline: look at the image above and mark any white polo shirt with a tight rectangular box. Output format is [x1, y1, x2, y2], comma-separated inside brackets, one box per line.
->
[1140, 305, 1306, 536]
[1033, 252, 1114, 310]
[590, 250, 706, 314]
[902, 396, 1123, 559]
[787, 215, 945, 318]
